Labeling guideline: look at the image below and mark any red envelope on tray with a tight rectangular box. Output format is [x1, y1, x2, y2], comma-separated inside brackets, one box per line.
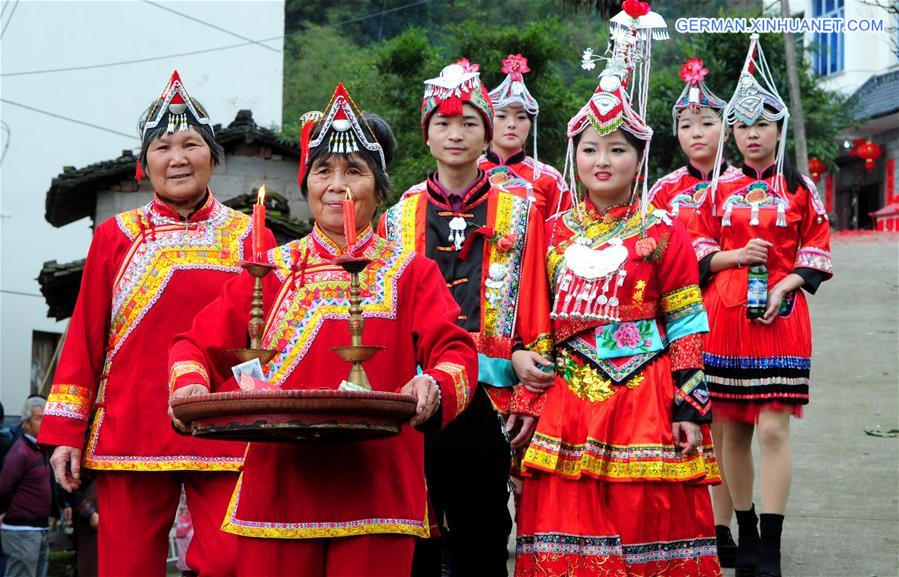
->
[238, 373, 279, 391]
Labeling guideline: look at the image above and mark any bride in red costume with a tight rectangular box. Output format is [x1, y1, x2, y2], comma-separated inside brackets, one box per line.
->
[168, 84, 478, 577]
[514, 5, 721, 576]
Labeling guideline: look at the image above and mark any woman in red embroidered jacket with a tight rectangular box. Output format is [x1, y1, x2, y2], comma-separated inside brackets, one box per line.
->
[648, 57, 742, 227]
[37, 71, 275, 577]
[515, 7, 721, 576]
[688, 36, 832, 577]
[648, 57, 743, 568]
[168, 85, 478, 577]
[480, 54, 571, 219]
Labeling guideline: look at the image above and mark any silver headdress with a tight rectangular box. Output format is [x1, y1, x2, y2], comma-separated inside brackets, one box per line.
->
[710, 33, 790, 211]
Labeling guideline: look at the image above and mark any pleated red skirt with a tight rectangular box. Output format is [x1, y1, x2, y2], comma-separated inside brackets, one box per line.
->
[515, 473, 722, 576]
[516, 350, 721, 576]
[703, 287, 812, 423]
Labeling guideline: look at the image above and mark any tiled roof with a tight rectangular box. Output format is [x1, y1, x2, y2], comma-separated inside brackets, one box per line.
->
[45, 110, 298, 227]
[848, 69, 899, 122]
[37, 259, 85, 321]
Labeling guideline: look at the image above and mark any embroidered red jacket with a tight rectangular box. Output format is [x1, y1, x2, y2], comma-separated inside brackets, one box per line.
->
[479, 149, 571, 219]
[38, 194, 274, 471]
[545, 200, 713, 421]
[689, 164, 833, 308]
[168, 225, 478, 539]
[648, 161, 743, 226]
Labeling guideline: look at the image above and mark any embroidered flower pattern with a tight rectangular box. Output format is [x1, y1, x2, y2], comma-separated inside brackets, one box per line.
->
[612, 323, 643, 349]
[560, 351, 645, 404]
[598, 321, 655, 351]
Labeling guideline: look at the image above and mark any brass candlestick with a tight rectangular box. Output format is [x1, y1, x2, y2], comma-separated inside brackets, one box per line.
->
[229, 260, 280, 365]
[331, 257, 383, 390]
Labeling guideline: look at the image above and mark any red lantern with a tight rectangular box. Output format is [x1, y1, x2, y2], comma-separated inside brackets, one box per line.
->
[851, 140, 883, 173]
[807, 157, 827, 181]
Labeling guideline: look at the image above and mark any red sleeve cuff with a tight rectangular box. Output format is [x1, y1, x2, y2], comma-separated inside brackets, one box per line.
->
[169, 360, 211, 395]
[37, 415, 90, 450]
[429, 361, 474, 428]
[509, 386, 545, 417]
[669, 333, 704, 371]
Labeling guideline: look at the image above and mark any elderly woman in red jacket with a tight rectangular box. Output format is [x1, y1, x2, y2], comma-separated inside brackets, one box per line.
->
[169, 84, 478, 577]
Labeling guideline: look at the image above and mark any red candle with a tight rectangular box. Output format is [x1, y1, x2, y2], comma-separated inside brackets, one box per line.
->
[252, 184, 267, 261]
[343, 186, 356, 254]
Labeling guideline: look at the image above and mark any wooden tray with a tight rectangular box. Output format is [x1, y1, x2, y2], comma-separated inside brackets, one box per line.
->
[171, 389, 417, 442]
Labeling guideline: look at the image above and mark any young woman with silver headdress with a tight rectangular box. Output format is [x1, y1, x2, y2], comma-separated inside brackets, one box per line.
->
[648, 56, 745, 569]
[689, 34, 833, 577]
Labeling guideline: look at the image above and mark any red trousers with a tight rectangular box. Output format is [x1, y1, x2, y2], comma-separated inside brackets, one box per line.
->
[95, 470, 238, 577]
[236, 534, 415, 577]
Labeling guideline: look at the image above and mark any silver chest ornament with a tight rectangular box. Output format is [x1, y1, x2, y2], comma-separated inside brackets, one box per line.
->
[485, 262, 508, 305]
[551, 237, 629, 321]
[448, 217, 468, 250]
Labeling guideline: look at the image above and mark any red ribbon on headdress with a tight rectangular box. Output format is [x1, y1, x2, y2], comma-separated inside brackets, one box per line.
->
[297, 118, 318, 187]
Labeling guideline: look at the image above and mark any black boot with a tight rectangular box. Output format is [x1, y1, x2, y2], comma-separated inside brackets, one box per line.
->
[756, 513, 784, 577]
[734, 505, 760, 577]
[716, 524, 738, 568]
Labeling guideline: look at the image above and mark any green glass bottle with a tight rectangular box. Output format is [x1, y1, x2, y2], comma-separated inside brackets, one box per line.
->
[746, 263, 768, 319]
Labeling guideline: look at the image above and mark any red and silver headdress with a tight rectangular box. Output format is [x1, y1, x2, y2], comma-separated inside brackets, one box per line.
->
[489, 54, 543, 167]
[141, 70, 213, 141]
[565, 0, 667, 224]
[710, 33, 790, 208]
[489, 54, 539, 115]
[671, 58, 727, 135]
[297, 83, 385, 185]
[421, 58, 494, 140]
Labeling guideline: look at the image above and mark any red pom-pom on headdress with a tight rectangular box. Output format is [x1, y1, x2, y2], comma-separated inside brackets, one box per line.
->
[621, 0, 651, 18]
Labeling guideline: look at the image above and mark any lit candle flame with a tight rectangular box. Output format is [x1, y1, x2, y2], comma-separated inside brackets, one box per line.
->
[345, 185, 353, 200]
[257, 184, 267, 205]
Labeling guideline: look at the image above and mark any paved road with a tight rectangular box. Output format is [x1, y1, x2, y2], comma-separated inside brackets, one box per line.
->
[777, 235, 898, 577]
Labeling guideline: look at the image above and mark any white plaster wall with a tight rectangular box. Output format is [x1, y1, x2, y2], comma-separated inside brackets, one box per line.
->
[0, 0, 285, 413]
[798, 0, 899, 95]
